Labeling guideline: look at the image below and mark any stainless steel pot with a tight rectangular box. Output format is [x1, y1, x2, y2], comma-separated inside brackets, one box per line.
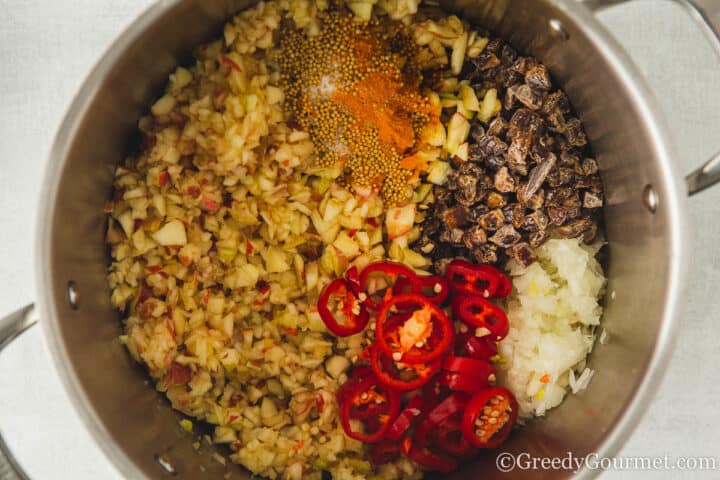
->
[2, 0, 720, 478]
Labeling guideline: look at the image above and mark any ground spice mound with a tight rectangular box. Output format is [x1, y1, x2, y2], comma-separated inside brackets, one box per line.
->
[279, 12, 438, 204]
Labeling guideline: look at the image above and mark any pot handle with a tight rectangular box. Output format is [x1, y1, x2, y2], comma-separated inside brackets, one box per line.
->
[579, 0, 720, 196]
[0, 304, 38, 480]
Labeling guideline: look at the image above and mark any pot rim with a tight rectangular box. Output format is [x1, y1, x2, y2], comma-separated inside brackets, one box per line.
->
[34, 1, 690, 478]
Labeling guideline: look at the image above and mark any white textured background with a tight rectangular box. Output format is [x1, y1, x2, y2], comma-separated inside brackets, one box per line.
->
[1, 0, 719, 478]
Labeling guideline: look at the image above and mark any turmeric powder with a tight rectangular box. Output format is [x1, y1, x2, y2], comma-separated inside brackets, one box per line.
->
[333, 72, 418, 154]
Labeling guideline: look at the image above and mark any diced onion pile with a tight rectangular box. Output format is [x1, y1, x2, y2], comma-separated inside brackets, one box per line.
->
[498, 238, 605, 418]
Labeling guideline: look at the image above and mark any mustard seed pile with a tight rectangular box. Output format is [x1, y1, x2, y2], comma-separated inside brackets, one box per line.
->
[279, 12, 439, 205]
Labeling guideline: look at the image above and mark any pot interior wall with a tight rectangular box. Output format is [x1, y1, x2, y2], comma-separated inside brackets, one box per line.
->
[43, 0, 680, 478]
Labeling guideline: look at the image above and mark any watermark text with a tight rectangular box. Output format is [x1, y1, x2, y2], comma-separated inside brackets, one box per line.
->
[495, 452, 718, 473]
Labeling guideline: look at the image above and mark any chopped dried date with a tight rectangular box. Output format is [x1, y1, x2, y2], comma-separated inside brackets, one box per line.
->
[449, 228, 465, 244]
[514, 84, 544, 110]
[486, 117, 508, 137]
[509, 57, 538, 76]
[559, 149, 581, 169]
[440, 205, 470, 229]
[476, 51, 501, 71]
[504, 70, 524, 88]
[541, 90, 570, 115]
[490, 224, 522, 247]
[504, 84, 520, 110]
[434, 188, 452, 206]
[520, 155, 556, 202]
[478, 174, 494, 191]
[466, 204, 489, 223]
[519, 184, 542, 210]
[582, 222, 598, 243]
[457, 161, 484, 178]
[485, 38, 503, 54]
[556, 218, 593, 238]
[431, 242, 456, 261]
[547, 206, 568, 226]
[500, 44, 518, 66]
[482, 155, 505, 170]
[490, 67, 509, 88]
[437, 229, 451, 243]
[507, 242, 536, 268]
[484, 155, 506, 171]
[469, 123, 486, 143]
[469, 135, 508, 165]
[564, 206, 582, 221]
[545, 187, 572, 206]
[589, 176, 603, 194]
[507, 136, 531, 174]
[554, 167, 576, 187]
[422, 217, 441, 236]
[415, 235, 435, 254]
[545, 168, 561, 188]
[583, 192, 603, 208]
[505, 203, 526, 229]
[299, 242, 323, 261]
[528, 230, 548, 248]
[530, 140, 553, 165]
[522, 210, 549, 233]
[524, 189, 545, 210]
[472, 244, 498, 264]
[563, 118, 587, 147]
[455, 174, 479, 205]
[562, 192, 582, 209]
[508, 108, 542, 138]
[433, 258, 454, 276]
[494, 167, 516, 192]
[525, 65, 552, 91]
[478, 209, 505, 231]
[540, 91, 569, 130]
[582, 157, 599, 175]
[463, 225, 488, 248]
[573, 175, 593, 189]
[486, 191, 507, 208]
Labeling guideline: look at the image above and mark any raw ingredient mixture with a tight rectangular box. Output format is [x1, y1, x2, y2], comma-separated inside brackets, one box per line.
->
[105, 1, 606, 479]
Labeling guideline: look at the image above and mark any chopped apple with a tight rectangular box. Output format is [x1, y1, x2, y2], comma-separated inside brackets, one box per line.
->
[151, 94, 176, 116]
[117, 210, 134, 237]
[445, 112, 470, 155]
[425, 20, 458, 42]
[459, 84, 480, 111]
[353, 184, 374, 199]
[386, 203, 416, 240]
[478, 88, 502, 124]
[411, 183, 434, 204]
[348, 1, 375, 21]
[455, 142, 469, 162]
[437, 77, 459, 94]
[455, 101, 474, 121]
[322, 198, 344, 223]
[450, 32, 468, 75]
[333, 231, 360, 258]
[440, 94, 458, 109]
[426, 161, 452, 185]
[467, 35, 490, 58]
[421, 120, 446, 147]
[265, 85, 284, 105]
[261, 246, 290, 273]
[152, 220, 187, 246]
